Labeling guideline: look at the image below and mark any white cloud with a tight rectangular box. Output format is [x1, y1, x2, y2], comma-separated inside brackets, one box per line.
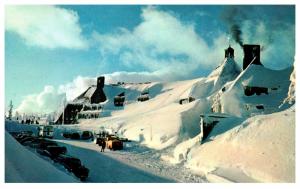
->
[16, 86, 65, 115]
[92, 6, 228, 81]
[58, 76, 96, 101]
[5, 5, 88, 49]
[93, 6, 294, 78]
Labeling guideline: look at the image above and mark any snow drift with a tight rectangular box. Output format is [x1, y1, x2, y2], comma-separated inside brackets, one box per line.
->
[186, 105, 295, 182]
[5, 131, 77, 182]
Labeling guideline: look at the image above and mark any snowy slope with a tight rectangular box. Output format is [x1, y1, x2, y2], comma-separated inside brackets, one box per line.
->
[5, 131, 77, 183]
[79, 78, 209, 150]
[212, 64, 293, 117]
[188, 57, 240, 98]
[77, 58, 241, 150]
[7, 56, 294, 183]
[186, 105, 295, 182]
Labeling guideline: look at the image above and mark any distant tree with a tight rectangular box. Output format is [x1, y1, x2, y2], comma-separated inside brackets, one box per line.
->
[8, 100, 13, 120]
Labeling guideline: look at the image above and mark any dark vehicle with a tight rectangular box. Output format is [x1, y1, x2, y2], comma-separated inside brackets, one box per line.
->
[46, 146, 67, 156]
[36, 148, 52, 158]
[70, 132, 80, 140]
[55, 154, 81, 170]
[73, 166, 89, 181]
[37, 140, 58, 150]
[19, 136, 36, 144]
[62, 132, 72, 138]
[54, 154, 89, 181]
[28, 138, 48, 148]
[15, 132, 34, 141]
[81, 131, 93, 140]
[37, 146, 66, 159]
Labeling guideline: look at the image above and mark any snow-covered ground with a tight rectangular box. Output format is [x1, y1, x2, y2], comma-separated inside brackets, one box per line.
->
[5, 121, 206, 183]
[5, 58, 295, 183]
[5, 131, 77, 183]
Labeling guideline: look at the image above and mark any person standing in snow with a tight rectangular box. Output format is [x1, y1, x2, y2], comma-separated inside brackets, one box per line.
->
[101, 139, 106, 152]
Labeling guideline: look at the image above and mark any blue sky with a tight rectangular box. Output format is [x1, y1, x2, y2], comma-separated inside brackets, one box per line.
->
[5, 5, 295, 114]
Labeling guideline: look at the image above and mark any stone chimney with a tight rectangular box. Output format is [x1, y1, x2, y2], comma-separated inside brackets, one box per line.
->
[97, 76, 105, 89]
[243, 44, 262, 70]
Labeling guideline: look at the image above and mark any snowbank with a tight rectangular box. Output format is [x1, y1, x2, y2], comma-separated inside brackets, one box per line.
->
[5, 130, 77, 182]
[186, 106, 295, 182]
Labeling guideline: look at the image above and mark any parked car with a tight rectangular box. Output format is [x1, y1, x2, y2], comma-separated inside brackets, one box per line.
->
[73, 165, 89, 181]
[36, 148, 52, 158]
[46, 146, 67, 156]
[81, 131, 93, 140]
[70, 132, 80, 140]
[54, 154, 89, 181]
[27, 138, 48, 148]
[19, 136, 36, 144]
[62, 132, 72, 138]
[55, 154, 81, 171]
[37, 140, 58, 150]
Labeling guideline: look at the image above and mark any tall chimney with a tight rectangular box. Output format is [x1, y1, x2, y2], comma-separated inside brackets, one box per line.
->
[225, 46, 234, 58]
[97, 76, 105, 89]
[243, 44, 262, 70]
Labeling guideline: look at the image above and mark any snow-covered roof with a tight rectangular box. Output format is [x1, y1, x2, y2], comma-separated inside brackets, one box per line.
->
[73, 86, 97, 104]
[234, 64, 292, 88]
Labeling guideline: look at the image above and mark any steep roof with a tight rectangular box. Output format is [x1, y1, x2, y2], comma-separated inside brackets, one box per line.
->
[73, 86, 97, 103]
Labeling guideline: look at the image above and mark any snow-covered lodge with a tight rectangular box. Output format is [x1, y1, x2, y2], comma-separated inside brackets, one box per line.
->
[55, 76, 106, 124]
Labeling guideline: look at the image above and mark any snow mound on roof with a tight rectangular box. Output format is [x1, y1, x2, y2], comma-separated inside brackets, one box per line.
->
[189, 58, 240, 98]
[212, 64, 293, 117]
[5, 130, 77, 182]
[186, 105, 295, 182]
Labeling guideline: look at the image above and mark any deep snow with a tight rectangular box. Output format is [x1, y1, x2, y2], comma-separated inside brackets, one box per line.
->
[5, 57, 295, 183]
[5, 131, 77, 183]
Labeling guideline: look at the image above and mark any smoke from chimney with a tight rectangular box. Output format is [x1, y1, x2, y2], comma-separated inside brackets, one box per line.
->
[220, 6, 247, 48]
[230, 24, 243, 47]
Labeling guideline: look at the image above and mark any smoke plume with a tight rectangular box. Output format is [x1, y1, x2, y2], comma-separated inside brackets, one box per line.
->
[230, 24, 243, 47]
